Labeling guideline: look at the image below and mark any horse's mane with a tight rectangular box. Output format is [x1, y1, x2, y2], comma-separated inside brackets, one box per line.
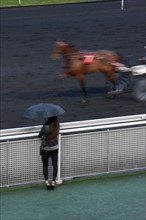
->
[68, 42, 78, 52]
[56, 40, 77, 52]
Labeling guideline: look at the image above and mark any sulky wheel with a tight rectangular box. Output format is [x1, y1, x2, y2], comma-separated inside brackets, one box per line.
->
[133, 78, 146, 101]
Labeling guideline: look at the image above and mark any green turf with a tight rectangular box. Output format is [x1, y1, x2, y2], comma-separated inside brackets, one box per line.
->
[1, 172, 146, 220]
[0, 0, 96, 7]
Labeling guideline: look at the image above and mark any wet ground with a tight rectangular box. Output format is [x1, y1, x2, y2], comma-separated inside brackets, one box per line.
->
[0, 0, 146, 129]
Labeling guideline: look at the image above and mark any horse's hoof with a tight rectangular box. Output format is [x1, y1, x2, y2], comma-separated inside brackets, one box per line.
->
[105, 93, 117, 99]
[81, 99, 87, 103]
[107, 89, 123, 96]
[106, 95, 116, 99]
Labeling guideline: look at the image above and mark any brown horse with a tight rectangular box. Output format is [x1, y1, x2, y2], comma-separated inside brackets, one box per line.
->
[52, 40, 126, 102]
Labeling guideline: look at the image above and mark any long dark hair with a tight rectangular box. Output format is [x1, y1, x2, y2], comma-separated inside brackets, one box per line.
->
[45, 116, 60, 141]
[45, 116, 58, 124]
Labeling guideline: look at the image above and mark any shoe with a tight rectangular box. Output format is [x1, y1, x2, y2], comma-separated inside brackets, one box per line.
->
[45, 181, 50, 190]
[107, 89, 123, 96]
[50, 181, 56, 190]
[46, 185, 51, 190]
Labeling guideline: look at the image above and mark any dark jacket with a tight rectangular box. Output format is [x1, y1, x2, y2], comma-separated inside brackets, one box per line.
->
[38, 121, 59, 148]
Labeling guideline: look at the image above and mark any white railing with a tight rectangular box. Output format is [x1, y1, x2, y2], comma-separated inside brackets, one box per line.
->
[0, 114, 146, 187]
[1, 114, 145, 140]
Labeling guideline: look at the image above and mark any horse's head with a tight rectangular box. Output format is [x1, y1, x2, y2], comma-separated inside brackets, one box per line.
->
[51, 41, 67, 59]
[51, 41, 76, 59]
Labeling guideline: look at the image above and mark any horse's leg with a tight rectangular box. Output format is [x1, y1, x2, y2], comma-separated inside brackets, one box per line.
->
[104, 71, 118, 98]
[109, 78, 117, 91]
[59, 70, 71, 79]
[76, 74, 88, 103]
[103, 71, 117, 89]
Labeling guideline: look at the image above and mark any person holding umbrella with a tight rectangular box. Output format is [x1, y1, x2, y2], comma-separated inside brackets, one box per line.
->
[38, 116, 60, 190]
[23, 103, 65, 190]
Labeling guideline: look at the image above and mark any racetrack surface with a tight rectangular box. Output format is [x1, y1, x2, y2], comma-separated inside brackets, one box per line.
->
[0, 0, 146, 129]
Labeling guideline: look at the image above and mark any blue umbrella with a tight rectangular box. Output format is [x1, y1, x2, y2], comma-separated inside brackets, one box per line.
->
[23, 103, 65, 119]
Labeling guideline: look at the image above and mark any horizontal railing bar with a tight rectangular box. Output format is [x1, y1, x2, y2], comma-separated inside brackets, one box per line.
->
[0, 125, 41, 136]
[1, 121, 145, 141]
[0, 134, 39, 141]
[1, 114, 145, 138]
[1, 168, 145, 188]
[60, 114, 146, 130]
[60, 121, 146, 134]
[61, 167, 146, 181]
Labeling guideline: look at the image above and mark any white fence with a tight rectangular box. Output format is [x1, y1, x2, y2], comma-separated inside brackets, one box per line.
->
[0, 114, 146, 187]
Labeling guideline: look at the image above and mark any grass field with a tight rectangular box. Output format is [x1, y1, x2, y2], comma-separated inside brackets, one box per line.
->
[0, 0, 97, 7]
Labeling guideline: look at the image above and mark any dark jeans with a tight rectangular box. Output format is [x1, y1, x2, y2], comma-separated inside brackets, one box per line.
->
[41, 149, 58, 181]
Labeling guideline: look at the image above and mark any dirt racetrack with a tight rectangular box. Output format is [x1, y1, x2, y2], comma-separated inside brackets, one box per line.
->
[0, 0, 146, 129]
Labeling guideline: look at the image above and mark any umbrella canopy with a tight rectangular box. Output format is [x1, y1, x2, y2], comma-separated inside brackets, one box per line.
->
[23, 103, 65, 119]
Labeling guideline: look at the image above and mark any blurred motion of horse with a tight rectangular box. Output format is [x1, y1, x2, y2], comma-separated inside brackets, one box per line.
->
[52, 40, 128, 102]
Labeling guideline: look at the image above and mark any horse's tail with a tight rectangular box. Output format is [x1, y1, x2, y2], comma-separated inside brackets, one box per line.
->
[117, 53, 131, 67]
[111, 53, 131, 72]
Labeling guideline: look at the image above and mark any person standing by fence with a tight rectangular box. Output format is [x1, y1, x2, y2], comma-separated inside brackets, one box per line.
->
[38, 116, 60, 190]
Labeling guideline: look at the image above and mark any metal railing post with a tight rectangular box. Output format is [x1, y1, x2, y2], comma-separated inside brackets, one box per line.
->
[121, 0, 124, 10]
[107, 129, 110, 173]
[56, 133, 63, 184]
